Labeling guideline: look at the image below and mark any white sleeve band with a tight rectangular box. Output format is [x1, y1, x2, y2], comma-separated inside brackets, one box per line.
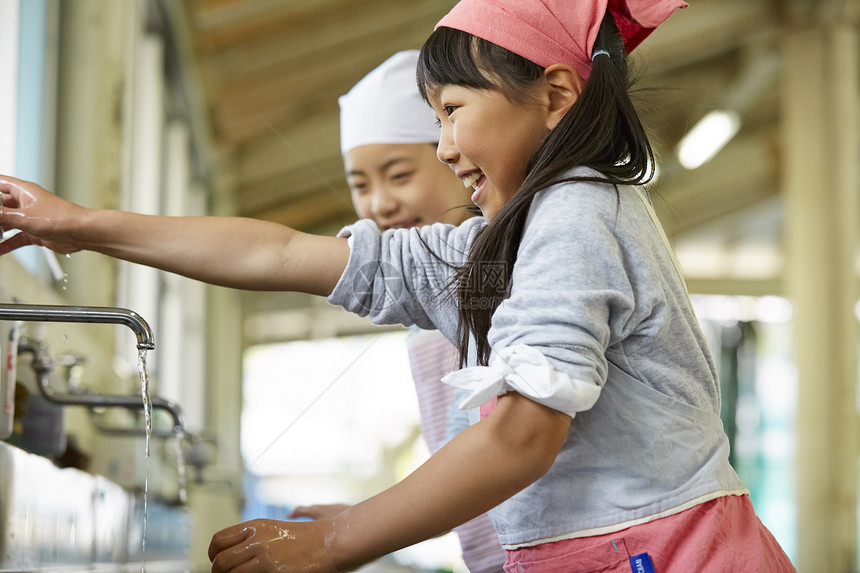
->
[440, 344, 602, 418]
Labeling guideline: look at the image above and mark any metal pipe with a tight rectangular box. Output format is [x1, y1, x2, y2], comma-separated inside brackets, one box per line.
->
[18, 337, 185, 435]
[86, 399, 186, 436]
[0, 303, 156, 350]
[88, 408, 186, 438]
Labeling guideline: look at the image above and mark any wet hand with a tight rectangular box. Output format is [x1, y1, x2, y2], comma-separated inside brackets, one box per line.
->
[0, 175, 87, 256]
[288, 503, 350, 521]
[209, 518, 342, 573]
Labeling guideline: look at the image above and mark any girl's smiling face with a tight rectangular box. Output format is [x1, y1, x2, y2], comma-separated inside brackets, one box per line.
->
[345, 143, 471, 229]
[428, 83, 553, 221]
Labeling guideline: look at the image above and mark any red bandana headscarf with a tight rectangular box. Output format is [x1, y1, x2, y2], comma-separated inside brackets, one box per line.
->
[435, 0, 688, 80]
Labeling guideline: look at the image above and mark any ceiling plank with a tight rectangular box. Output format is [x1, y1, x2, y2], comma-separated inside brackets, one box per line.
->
[637, 0, 774, 76]
[237, 155, 349, 217]
[255, 190, 356, 232]
[203, 11, 445, 144]
[654, 128, 780, 236]
[235, 113, 341, 187]
[197, 0, 447, 79]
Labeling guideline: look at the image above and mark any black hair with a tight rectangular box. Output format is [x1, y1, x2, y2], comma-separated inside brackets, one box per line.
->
[417, 14, 655, 366]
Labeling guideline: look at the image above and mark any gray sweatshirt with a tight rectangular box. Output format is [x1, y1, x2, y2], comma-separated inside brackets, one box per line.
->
[327, 171, 747, 547]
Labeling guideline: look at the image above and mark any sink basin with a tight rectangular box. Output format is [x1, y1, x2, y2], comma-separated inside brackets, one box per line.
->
[0, 441, 190, 571]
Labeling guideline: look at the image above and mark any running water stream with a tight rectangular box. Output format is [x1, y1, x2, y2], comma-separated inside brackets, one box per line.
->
[136, 348, 189, 570]
[175, 432, 188, 505]
[137, 348, 151, 573]
[0, 302, 183, 570]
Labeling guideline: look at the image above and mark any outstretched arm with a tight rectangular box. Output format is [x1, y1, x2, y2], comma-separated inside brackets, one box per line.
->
[0, 175, 349, 295]
[209, 392, 571, 571]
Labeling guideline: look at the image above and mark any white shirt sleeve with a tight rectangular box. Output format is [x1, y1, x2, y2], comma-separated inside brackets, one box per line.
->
[442, 344, 601, 418]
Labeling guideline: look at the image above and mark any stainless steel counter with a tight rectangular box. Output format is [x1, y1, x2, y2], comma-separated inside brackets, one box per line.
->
[0, 441, 191, 572]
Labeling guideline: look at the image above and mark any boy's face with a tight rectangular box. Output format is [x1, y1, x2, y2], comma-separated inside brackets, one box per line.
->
[344, 143, 471, 229]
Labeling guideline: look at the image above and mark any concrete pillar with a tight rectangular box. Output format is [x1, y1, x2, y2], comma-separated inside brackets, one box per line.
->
[782, 18, 859, 572]
[55, 0, 135, 315]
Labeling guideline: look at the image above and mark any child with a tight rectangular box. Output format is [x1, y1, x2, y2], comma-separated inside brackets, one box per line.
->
[287, 49, 506, 572]
[0, 1, 795, 571]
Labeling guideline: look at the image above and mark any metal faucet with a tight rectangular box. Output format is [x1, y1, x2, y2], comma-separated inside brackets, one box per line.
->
[0, 302, 185, 435]
[17, 337, 186, 436]
[0, 303, 155, 350]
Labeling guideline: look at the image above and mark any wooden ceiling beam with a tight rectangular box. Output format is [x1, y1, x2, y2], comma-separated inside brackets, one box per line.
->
[197, 0, 445, 83]
[659, 181, 780, 239]
[192, 0, 441, 54]
[235, 114, 341, 187]
[236, 155, 349, 217]
[654, 128, 780, 236]
[206, 18, 441, 144]
[637, 0, 774, 76]
[211, 1, 440, 66]
[193, 0, 343, 52]
[254, 190, 356, 232]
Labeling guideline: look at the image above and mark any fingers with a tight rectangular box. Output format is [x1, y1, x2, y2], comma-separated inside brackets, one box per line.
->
[0, 178, 81, 256]
[0, 175, 58, 217]
[0, 195, 13, 228]
[0, 176, 18, 196]
[210, 550, 258, 573]
[210, 549, 258, 573]
[0, 178, 30, 231]
[210, 524, 272, 573]
[209, 518, 341, 572]
[215, 558, 264, 573]
[0, 174, 26, 187]
[0, 175, 32, 207]
[0, 231, 34, 256]
[288, 507, 307, 519]
[209, 523, 253, 562]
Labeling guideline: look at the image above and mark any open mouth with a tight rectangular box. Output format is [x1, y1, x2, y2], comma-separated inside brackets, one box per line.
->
[461, 172, 481, 189]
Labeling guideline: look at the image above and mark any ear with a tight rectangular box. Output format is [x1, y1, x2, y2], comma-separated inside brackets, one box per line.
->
[542, 64, 583, 130]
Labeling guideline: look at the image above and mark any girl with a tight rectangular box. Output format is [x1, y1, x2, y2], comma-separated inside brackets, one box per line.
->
[289, 49, 506, 572]
[0, 1, 795, 571]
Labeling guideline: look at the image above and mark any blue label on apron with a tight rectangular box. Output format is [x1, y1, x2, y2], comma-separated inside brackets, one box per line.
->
[630, 552, 656, 573]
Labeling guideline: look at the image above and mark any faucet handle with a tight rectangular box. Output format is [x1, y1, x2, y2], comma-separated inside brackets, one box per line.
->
[60, 353, 88, 393]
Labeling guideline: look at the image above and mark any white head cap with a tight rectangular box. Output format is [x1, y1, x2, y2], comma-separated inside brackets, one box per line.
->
[338, 50, 440, 155]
